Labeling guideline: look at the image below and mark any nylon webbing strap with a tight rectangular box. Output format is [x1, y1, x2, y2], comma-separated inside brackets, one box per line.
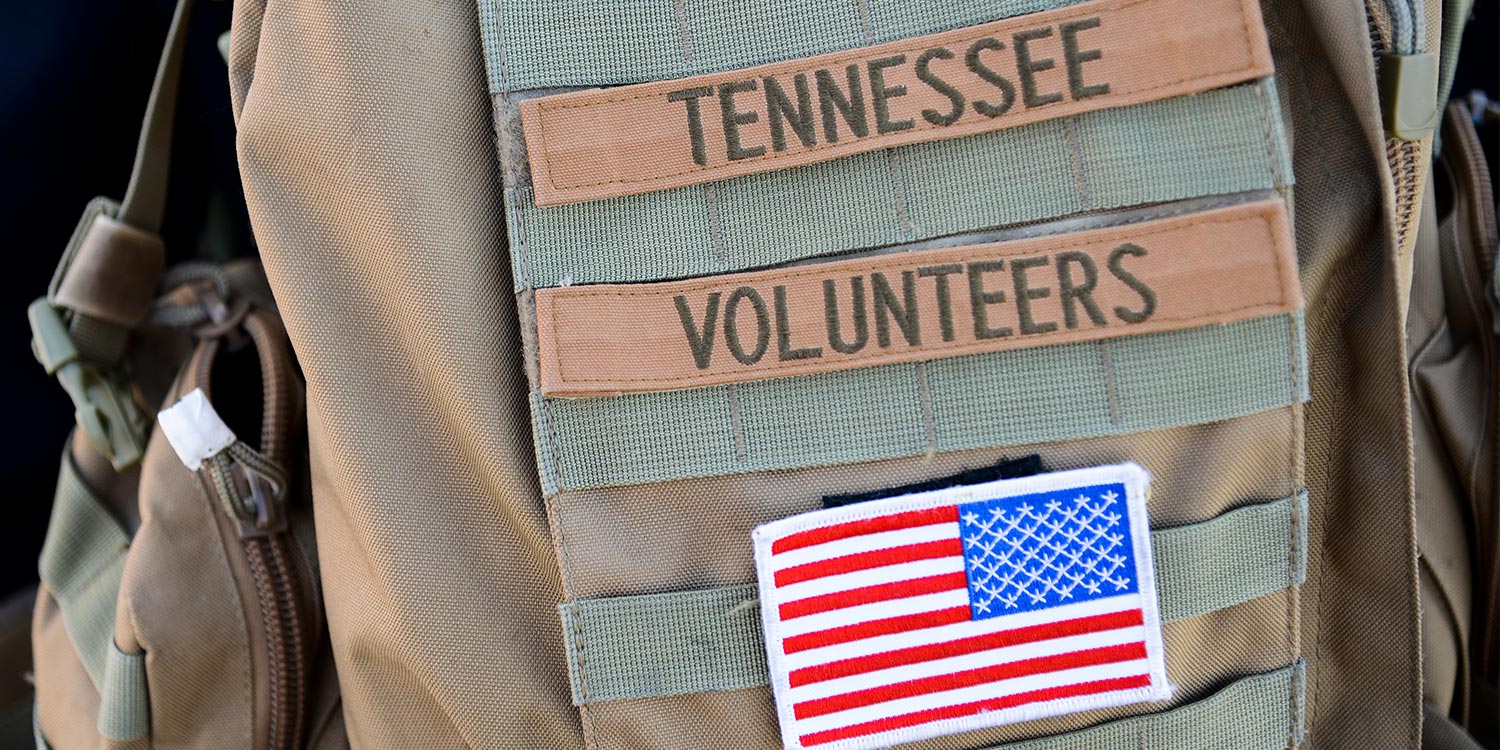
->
[533, 312, 1308, 494]
[982, 663, 1301, 750]
[557, 494, 1306, 705]
[1150, 491, 1307, 621]
[482, 0, 1086, 92]
[506, 82, 1291, 289]
[96, 642, 149, 741]
[37, 452, 129, 690]
[119, 0, 194, 232]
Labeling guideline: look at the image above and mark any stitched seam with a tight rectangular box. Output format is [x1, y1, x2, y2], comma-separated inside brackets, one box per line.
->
[728, 383, 747, 463]
[529, 0, 1262, 191]
[704, 183, 728, 264]
[855, 0, 875, 44]
[545, 213, 1294, 385]
[674, 0, 694, 61]
[492, 3, 511, 98]
[540, 393, 567, 490]
[546, 491, 595, 743]
[1286, 311, 1306, 748]
[1063, 116, 1092, 209]
[1099, 340, 1122, 425]
[915, 361, 937, 458]
[886, 149, 915, 238]
[1251, 79, 1284, 188]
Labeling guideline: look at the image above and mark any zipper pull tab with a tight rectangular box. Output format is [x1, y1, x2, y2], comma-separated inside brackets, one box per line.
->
[1379, 52, 1440, 141]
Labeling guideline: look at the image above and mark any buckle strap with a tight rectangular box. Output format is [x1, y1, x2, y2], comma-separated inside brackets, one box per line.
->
[28, 300, 148, 470]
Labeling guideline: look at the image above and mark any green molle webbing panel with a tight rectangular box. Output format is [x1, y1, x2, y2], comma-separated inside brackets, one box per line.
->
[479, 0, 1100, 92]
[557, 493, 1307, 704]
[37, 450, 130, 690]
[507, 82, 1291, 289]
[535, 312, 1308, 493]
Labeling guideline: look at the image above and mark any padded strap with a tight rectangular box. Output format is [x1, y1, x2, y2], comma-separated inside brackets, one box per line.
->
[37, 450, 129, 690]
[557, 493, 1307, 705]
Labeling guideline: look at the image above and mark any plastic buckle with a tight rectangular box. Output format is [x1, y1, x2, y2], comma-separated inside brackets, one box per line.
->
[28, 299, 148, 470]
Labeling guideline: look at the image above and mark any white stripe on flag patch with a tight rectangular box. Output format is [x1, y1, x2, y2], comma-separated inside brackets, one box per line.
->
[771, 522, 963, 571]
[752, 463, 1172, 750]
[780, 595, 1141, 672]
[787, 625, 1148, 703]
[776, 557, 967, 605]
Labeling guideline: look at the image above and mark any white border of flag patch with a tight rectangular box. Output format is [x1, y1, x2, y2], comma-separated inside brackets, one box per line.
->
[752, 463, 1172, 750]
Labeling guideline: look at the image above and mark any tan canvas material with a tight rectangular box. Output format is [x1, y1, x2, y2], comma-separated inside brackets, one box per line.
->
[219, 0, 1485, 749]
[1409, 99, 1499, 748]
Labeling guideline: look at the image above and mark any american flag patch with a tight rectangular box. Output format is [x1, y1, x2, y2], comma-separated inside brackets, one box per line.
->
[752, 463, 1171, 750]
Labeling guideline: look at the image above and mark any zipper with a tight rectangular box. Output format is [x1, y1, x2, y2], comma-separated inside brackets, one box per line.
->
[1367, 0, 1428, 257]
[185, 302, 312, 750]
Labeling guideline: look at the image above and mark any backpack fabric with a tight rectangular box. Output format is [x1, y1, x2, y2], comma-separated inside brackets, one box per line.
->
[34, 0, 1496, 747]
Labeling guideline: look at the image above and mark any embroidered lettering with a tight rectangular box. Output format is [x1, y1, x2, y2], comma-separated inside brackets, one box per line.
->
[537, 201, 1297, 396]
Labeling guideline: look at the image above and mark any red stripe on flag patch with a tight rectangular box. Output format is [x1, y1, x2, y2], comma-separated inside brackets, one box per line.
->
[771, 506, 960, 555]
[774, 539, 964, 587]
[792, 642, 1148, 719]
[779, 571, 970, 621]
[783, 607, 973, 654]
[787, 609, 1146, 687]
[798, 674, 1156, 746]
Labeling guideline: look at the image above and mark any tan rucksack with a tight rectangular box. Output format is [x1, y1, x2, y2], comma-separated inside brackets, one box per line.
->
[32, 0, 1499, 748]
[28, 0, 342, 746]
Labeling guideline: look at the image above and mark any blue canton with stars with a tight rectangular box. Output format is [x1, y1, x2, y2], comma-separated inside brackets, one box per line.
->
[957, 482, 1140, 620]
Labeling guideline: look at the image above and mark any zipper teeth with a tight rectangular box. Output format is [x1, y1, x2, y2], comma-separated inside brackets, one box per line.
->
[1367, 0, 1422, 253]
[246, 536, 307, 750]
[1387, 137, 1422, 250]
[188, 317, 309, 750]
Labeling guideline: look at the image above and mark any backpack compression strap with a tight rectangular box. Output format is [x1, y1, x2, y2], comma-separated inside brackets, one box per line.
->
[28, 0, 194, 469]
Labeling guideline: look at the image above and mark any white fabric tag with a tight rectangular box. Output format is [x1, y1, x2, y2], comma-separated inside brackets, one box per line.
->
[752, 463, 1172, 750]
[156, 388, 237, 469]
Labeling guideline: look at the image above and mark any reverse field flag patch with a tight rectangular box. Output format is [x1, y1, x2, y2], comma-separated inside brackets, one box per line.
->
[752, 463, 1171, 750]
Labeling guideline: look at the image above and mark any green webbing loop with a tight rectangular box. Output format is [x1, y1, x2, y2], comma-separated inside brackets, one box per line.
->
[32, 701, 49, 750]
[96, 642, 149, 741]
[37, 449, 130, 690]
[978, 664, 1302, 750]
[557, 494, 1307, 705]
[28, 301, 149, 471]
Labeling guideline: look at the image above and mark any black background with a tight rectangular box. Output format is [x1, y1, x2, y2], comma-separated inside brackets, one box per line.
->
[0, 1, 1494, 604]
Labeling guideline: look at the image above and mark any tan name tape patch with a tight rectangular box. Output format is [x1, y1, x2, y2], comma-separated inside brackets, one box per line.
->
[520, 0, 1272, 206]
[535, 200, 1299, 397]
